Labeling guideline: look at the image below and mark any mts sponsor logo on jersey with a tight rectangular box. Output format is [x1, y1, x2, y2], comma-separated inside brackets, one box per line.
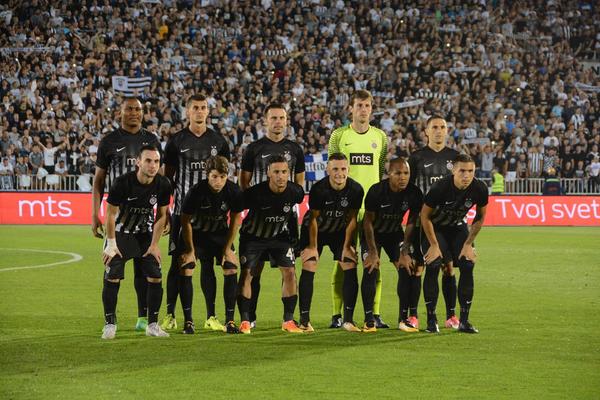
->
[190, 160, 208, 171]
[349, 153, 373, 165]
[429, 175, 445, 185]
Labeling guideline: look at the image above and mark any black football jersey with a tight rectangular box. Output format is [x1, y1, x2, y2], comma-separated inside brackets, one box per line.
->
[364, 180, 423, 234]
[301, 177, 364, 234]
[181, 180, 244, 233]
[409, 147, 459, 194]
[240, 137, 305, 186]
[96, 128, 161, 191]
[107, 171, 171, 234]
[424, 175, 489, 227]
[164, 128, 230, 215]
[240, 181, 304, 240]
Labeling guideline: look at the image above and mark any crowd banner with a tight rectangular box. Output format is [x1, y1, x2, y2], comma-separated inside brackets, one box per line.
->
[111, 75, 152, 95]
[1, 193, 599, 226]
[305, 153, 328, 182]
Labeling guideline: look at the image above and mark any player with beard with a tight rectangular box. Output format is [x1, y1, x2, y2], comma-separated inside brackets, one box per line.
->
[101, 145, 171, 339]
[408, 115, 460, 330]
[239, 103, 305, 329]
[93, 97, 162, 333]
[161, 94, 230, 332]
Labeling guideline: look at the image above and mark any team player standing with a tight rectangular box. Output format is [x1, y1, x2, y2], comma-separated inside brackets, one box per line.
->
[97, 93, 487, 337]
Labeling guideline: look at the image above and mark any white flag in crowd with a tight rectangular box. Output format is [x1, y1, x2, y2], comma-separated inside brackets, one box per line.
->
[111, 76, 152, 96]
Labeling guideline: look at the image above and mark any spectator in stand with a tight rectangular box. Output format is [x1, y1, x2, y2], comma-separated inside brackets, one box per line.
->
[0, 0, 598, 193]
[0, 156, 14, 189]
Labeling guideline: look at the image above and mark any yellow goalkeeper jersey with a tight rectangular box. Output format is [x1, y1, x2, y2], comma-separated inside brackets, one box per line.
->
[328, 124, 388, 206]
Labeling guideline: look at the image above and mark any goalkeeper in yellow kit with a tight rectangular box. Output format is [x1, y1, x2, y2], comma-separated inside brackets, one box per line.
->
[327, 89, 389, 329]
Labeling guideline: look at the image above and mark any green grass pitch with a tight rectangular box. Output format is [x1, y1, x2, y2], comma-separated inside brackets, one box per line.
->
[0, 226, 599, 399]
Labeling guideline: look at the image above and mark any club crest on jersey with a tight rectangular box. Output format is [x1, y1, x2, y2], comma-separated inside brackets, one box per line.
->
[283, 204, 291, 213]
[340, 197, 348, 207]
[447, 161, 454, 170]
[401, 201, 409, 211]
[149, 195, 157, 206]
[221, 201, 228, 211]
[371, 142, 377, 149]
[283, 151, 292, 161]
[211, 146, 218, 156]
[464, 198, 473, 208]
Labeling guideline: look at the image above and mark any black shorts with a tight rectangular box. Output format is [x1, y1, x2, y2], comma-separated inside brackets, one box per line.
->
[299, 226, 346, 261]
[168, 214, 182, 256]
[178, 231, 233, 267]
[104, 232, 162, 280]
[239, 235, 296, 269]
[360, 232, 404, 263]
[420, 224, 470, 265]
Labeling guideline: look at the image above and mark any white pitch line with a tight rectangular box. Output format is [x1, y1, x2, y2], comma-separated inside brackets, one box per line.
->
[0, 248, 83, 272]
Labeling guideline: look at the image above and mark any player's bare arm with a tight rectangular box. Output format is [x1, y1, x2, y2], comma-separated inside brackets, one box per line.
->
[179, 213, 195, 267]
[341, 209, 359, 266]
[301, 209, 320, 264]
[460, 205, 487, 262]
[362, 210, 380, 273]
[144, 204, 168, 263]
[102, 203, 122, 266]
[92, 167, 107, 238]
[421, 204, 442, 264]
[222, 211, 242, 267]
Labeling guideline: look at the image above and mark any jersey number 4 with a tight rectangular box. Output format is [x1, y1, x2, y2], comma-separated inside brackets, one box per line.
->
[286, 248, 295, 261]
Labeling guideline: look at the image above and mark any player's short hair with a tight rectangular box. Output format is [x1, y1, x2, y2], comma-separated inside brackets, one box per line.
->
[205, 155, 229, 175]
[186, 94, 208, 107]
[138, 144, 161, 158]
[265, 102, 286, 115]
[454, 154, 474, 164]
[268, 154, 287, 166]
[350, 89, 373, 106]
[121, 97, 142, 107]
[328, 153, 347, 162]
[389, 157, 409, 169]
[425, 114, 446, 126]
[426, 114, 447, 127]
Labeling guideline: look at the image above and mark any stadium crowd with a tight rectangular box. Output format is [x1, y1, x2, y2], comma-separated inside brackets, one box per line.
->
[0, 0, 599, 192]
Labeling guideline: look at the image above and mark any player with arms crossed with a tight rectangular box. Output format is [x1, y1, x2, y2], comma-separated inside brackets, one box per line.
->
[101, 145, 171, 339]
[239, 103, 305, 328]
[298, 153, 364, 332]
[327, 89, 389, 329]
[161, 94, 230, 332]
[420, 154, 488, 333]
[361, 158, 423, 332]
[93, 97, 162, 332]
[237, 155, 305, 334]
[178, 156, 244, 334]
[408, 115, 460, 330]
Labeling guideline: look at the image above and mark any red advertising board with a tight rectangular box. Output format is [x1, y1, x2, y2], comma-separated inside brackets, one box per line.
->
[0, 193, 599, 226]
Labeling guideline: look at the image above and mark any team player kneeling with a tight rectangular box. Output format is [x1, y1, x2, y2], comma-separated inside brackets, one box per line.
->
[100, 146, 486, 337]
